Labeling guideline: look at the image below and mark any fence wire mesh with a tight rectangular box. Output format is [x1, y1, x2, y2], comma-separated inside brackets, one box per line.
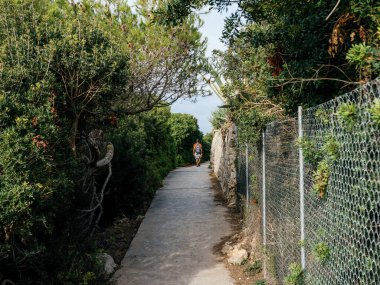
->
[236, 144, 248, 199]
[248, 144, 263, 210]
[264, 119, 301, 283]
[236, 78, 380, 285]
[302, 79, 380, 285]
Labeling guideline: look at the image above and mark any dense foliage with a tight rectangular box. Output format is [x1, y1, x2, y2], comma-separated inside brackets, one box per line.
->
[0, 0, 207, 283]
[162, 0, 379, 141]
[169, 113, 203, 165]
[215, 0, 379, 141]
[104, 107, 177, 219]
[2, 0, 377, 282]
[201, 132, 212, 162]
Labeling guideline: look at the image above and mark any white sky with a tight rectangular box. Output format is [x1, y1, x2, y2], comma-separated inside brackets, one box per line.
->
[172, 6, 236, 134]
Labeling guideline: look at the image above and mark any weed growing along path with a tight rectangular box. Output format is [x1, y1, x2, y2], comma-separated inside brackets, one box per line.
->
[113, 163, 234, 285]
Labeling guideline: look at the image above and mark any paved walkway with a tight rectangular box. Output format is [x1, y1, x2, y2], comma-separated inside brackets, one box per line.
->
[114, 163, 234, 285]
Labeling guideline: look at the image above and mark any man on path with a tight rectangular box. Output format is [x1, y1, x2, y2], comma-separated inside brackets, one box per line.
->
[193, 139, 203, 167]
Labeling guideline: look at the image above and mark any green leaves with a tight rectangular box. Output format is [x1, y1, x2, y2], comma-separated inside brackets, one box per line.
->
[322, 135, 340, 163]
[313, 242, 331, 263]
[297, 138, 322, 166]
[346, 44, 373, 66]
[369, 98, 380, 125]
[210, 108, 228, 129]
[312, 160, 330, 199]
[337, 103, 358, 131]
[284, 263, 304, 285]
[0, 0, 207, 282]
[346, 43, 380, 78]
[169, 113, 203, 165]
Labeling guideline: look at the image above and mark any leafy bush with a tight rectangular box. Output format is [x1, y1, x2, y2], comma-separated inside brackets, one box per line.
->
[202, 133, 213, 161]
[245, 260, 263, 275]
[235, 107, 270, 145]
[313, 242, 331, 263]
[297, 138, 322, 166]
[284, 263, 304, 285]
[346, 43, 380, 79]
[105, 107, 176, 219]
[53, 245, 106, 285]
[369, 98, 380, 125]
[322, 135, 340, 163]
[315, 108, 330, 125]
[0, 0, 206, 283]
[313, 160, 330, 198]
[169, 113, 203, 166]
[337, 103, 357, 131]
[210, 108, 228, 130]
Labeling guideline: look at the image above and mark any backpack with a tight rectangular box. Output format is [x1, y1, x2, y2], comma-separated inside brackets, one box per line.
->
[195, 143, 202, 154]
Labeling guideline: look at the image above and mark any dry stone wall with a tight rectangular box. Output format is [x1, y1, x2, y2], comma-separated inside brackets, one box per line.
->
[210, 122, 237, 207]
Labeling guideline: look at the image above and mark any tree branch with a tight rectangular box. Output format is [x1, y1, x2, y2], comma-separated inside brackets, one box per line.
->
[326, 0, 341, 20]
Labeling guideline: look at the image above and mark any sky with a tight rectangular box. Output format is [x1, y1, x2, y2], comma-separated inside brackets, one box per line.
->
[171, 6, 235, 134]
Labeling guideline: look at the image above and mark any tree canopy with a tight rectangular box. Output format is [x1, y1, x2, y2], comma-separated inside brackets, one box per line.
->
[0, 0, 208, 282]
[162, 0, 379, 139]
[169, 113, 203, 165]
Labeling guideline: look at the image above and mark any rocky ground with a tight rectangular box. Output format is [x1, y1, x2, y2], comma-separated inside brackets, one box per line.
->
[96, 215, 144, 265]
[211, 174, 267, 285]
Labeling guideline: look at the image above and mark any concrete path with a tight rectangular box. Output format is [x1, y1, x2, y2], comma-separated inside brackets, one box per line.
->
[114, 163, 234, 285]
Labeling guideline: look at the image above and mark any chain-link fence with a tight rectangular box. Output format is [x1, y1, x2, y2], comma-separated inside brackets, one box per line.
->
[237, 78, 380, 285]
[236, 144, 248, 200]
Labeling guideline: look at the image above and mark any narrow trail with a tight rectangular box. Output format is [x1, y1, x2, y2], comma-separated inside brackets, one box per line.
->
[113, 163, 234, 285]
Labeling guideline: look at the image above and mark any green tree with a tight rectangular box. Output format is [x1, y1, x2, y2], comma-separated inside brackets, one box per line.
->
[169, 113, 203, 165]
[202, 133, 213, 161]
[160, 0, 379, 120]
[0, 0, 207, 282]
[105, 107, 176, 219]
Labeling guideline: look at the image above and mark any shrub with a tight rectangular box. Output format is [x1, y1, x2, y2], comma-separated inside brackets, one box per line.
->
[313, 242, 331, 263]
[297, 138, 322, 166]
[284, 263, 304, 285]
[313, 160, 330, 198]
[337, 103, 357, 131]
[169, 113, 203, 166]
[322, 135, 340, 163]
[369, 98, 380, 125]
[245, 260, 263, 275]
[210, 108, 228, 130]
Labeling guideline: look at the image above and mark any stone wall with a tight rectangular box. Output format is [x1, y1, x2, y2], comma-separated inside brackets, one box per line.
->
[210, 122, 237, 207]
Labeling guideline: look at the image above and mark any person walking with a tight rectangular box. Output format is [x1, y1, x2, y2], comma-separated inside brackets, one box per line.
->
[193, 139, 203, 167]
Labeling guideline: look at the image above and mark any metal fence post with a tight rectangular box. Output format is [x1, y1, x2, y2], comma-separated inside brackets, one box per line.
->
[245, 143, 249, 209]
[262, 132, 267, 245]
[298, 106, 306, 270]
[262, 132, 267, 278]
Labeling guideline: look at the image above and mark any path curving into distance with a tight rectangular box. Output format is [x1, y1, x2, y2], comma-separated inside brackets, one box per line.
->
[113, 163, 234, 285]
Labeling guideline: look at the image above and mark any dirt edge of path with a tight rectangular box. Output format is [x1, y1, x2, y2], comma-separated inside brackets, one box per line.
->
[210, 172, 267, 285]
